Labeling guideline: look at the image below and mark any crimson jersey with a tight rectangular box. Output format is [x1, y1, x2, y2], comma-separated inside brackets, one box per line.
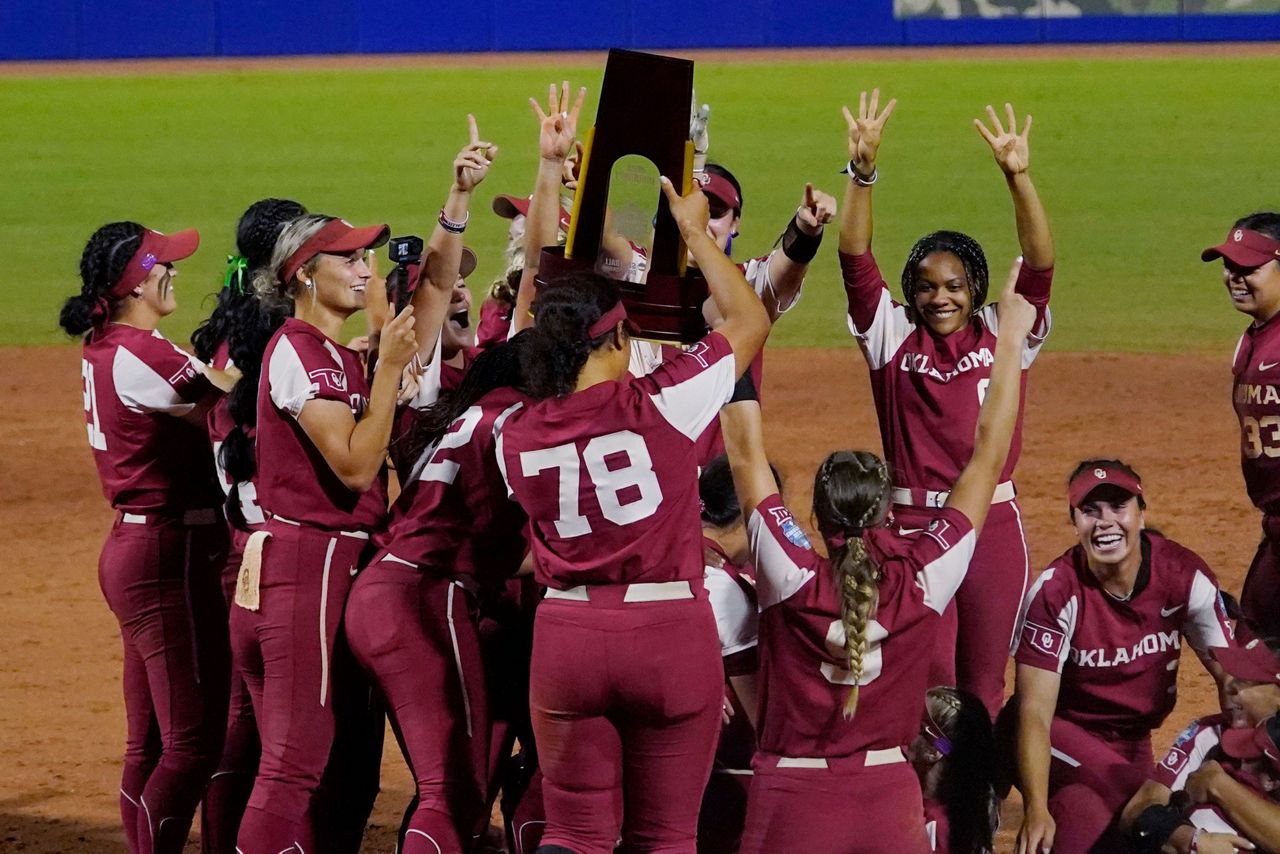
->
[79, 323, 220, 512]
[1015, 533, 1233, 736]
[840, 250, 1053, 492]
[377, 386, 529, 586]
[476, 297, 512, 351]
[1232, 314, 1280, 510]
[207, 342, 266, 527]
[705, 537, 759, 659]
[924, 798, 950, 853]
[1153, 714, 1228, 791]
[439, 346, 479, 393]
[256, 318, 387, 530]
[748, 493, 977, 757]
[497, 332, 737, 589]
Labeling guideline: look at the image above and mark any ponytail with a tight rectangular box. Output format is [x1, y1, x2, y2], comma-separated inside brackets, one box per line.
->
[521, 272, 623, 399]
[925, 686, 998, 854]
[812, 450, 892, 719]
[61, 222, 145, 337]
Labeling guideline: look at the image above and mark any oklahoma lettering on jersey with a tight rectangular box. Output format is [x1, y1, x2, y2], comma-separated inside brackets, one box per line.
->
[1015, 533, 1233, 736]
[1231, 314, 1280, 510]
[256, 318, 386, 530]
[840, 249, 1052, 492]
[748, 493, 976, 757]
[497, 332, 737, 588]
[378, 385, 528, 587]
[79, 323, 220, 511]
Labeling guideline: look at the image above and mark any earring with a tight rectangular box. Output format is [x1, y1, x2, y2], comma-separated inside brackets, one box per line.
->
[305, 279, 314, 289]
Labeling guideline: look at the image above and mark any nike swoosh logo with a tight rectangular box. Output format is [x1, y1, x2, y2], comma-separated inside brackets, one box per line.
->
[1161, 605, 1185, 617]
[1261, 362, 1279, 371]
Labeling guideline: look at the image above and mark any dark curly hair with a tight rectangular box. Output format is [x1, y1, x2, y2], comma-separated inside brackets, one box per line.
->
[215, 199, 307, 491]
[900, 231, 990, 325]
[1233, 211, 1280, 242]
[60, 221, 145, 337]
[521, 272, 625, 399]
[393, 332, 528, 474]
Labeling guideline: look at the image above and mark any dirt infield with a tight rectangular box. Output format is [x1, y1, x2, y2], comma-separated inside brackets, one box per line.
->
[0, 343, 1256, 852]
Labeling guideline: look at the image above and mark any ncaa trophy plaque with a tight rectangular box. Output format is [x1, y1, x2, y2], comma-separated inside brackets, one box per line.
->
[536, 48, 708, 343]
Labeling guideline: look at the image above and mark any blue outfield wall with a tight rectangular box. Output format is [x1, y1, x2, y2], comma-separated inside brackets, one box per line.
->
[2, 0, 1278, 61]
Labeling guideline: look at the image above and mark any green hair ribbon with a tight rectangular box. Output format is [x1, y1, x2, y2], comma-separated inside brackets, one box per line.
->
[223, 255, 249, 295]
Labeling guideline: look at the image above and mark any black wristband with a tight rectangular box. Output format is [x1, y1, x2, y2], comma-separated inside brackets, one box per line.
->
[729, 371, 758, 404]
[780, 214, 823, 265]
[1130, 804, 1189, 854]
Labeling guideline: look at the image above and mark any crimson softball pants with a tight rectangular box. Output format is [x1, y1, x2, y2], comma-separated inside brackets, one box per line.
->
[531, 588, 723, 854]
[1044, 717, 1152, 854]
[1242, 513, 1280, 638]
[899, 498, 1030, 718]
[98, 512, 230, 854]
[230, 520, 379, 853]
[344, 557, 489, 854]
[738, 752, 929, 854]
[202, 527, 260, 853]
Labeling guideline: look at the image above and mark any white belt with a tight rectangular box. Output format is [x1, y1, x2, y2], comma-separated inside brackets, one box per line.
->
[890, 480, 1015, 509]
[271, 515, 369, 540]
[544, 580, 693, 603]
[121, 508, 219, 526]
[776, 747, 905, 769]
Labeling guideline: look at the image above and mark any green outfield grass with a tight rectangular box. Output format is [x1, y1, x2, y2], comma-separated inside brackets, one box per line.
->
[1, 53, 1277, 351]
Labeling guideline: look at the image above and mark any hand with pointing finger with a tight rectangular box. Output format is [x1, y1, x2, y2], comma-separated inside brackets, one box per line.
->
[454, 114, 497, 193]
[975, 102, 1032, 176]
[796, 183, 837, 235]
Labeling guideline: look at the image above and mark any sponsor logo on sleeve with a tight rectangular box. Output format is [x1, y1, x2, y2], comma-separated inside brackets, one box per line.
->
[1024, 621, 1065, 658]
[922, 518, 955, 550]
[309, 367, 348, 392]
[1160, 747, 1189, 775]
[768, 506, 812, 549]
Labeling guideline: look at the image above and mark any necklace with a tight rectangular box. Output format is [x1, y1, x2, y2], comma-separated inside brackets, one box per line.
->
[1104, 585, 1134, 602]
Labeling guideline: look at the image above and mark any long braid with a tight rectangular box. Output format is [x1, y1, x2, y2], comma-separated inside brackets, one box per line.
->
[814, 451, 892, 719]
[900, 230, 990, 325]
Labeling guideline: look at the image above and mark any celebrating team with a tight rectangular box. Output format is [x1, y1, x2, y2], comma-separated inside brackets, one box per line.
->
[61, 77, 1280, 854]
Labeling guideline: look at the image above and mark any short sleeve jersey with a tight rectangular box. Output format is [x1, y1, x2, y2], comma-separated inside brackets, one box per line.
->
[256, 318, 387, 530]
[377, 385, 529, 587]
[79, 323, 220, 512]
[748, 493, 977, 757]
[1152, 714, 1227, 791]
[497, 332, 737, 588]
[207, 342, 266, 527]
[1231, 314, 1280, 511]
[704, 537, 759, 658]
[840, 250, 1053, 492]
[1014, 533, 1233, 736]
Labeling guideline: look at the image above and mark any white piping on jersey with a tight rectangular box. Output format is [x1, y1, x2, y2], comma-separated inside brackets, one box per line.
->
[1185, 569, 1231, 652]
[319, 538, 336, 707]
[1049, 747, 1081, 768]
[113, 344, 195, 415]
[446, 584, 473, 738]
[492, 401, 524, 500]
[1006, 501, 1032, 655]
[405, 830, 443, 854]
[514, 821, 547, 854]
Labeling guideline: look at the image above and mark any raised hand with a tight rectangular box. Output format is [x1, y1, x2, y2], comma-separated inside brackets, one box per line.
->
[454, 114, 497, 192]
[796, 182, 837, 235]
[531, 81, 587, 164]
[841, 88, 896, 176]
[975, 103, 1032, 176]
[659, 175, 709, 240]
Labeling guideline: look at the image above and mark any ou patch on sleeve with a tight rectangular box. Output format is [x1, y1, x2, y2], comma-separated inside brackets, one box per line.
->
[1023, 621, 1066, 658]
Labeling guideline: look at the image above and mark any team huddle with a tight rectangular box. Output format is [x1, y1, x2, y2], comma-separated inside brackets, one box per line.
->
[59, 80, 1280, 854]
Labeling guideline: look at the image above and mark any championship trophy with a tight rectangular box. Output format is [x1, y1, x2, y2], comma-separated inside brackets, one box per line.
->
[535, 48, 708, 343]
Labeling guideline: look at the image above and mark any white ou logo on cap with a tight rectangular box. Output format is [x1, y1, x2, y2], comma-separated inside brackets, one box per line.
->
[1234, 229, 1244, 242]
[1094, 468, 1107, 479]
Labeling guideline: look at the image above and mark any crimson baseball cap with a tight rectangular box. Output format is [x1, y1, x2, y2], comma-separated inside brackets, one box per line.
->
[492, 194, 572, 231]
[279, 218, 390, 285]
[1221, 715, 1280, 772]
[1202, 228, 1280, 269]
[1216, 638, 1280, 686]
[1068, 462, 1143, 509]
[111, 228, 200, 297]
[696, 172, 741, 212]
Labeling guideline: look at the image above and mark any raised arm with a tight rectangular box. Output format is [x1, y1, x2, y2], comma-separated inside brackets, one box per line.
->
[943, 258, 1033, 535]
[660, 177, 769, 377]
[720, 393, 773, 523]
[975, 103, 1054, 272]
[837, 89, 895, 257]
[415, 115, 496, 355]
[1014, 663, 1061, 854]
[513, 82, 586, 334]
[297, 306, 417, 491]
[760, 182, 836, 322]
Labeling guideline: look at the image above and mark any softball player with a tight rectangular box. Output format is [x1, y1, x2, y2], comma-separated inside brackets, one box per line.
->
[719, 267, 1035, 854]
[229, 213, 419, 853]
[838, 90, 1055, 717]
[1203, 212, 1280, 638]
[193, 198, 306, 853]
[1120, 637, 1280, 852]
[1011, 461, 1234, 854]
[910, 687, 999, 854]
[494, 175, 769, 854]
[61, 222, 230, 854]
